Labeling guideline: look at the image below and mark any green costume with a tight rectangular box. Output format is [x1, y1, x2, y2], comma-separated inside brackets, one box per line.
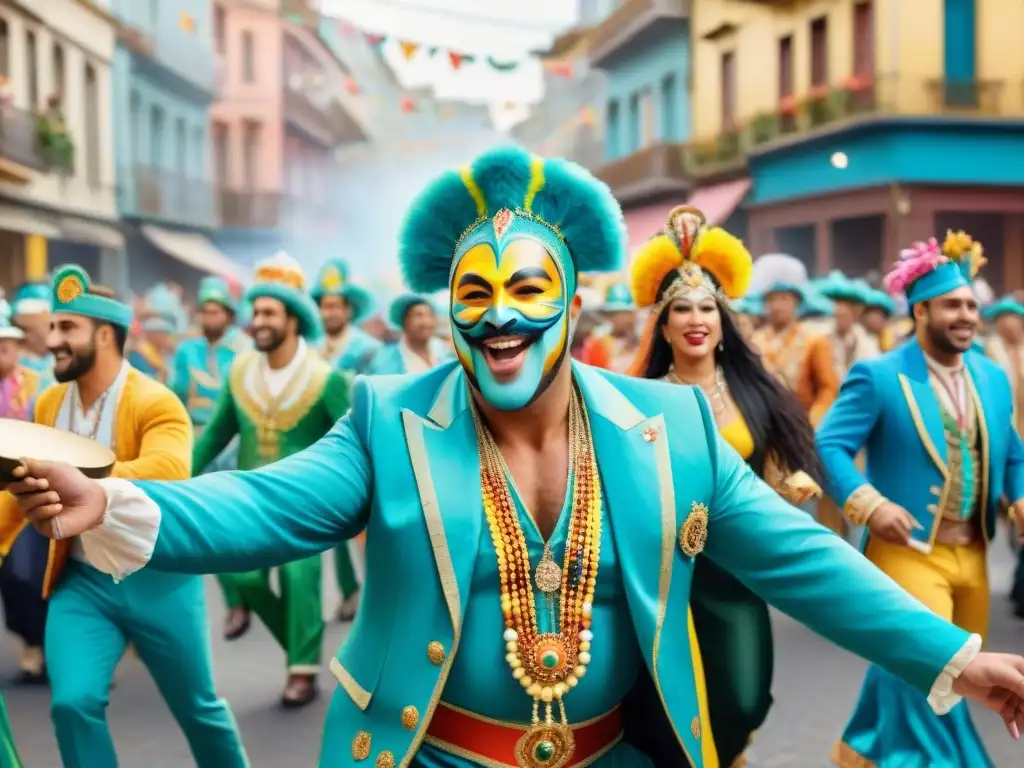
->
[192, 254, 350, 673]
[0, 692, 22, 768]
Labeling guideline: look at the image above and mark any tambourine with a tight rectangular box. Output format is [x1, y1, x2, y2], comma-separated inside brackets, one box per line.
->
[0, 419, 115, 483]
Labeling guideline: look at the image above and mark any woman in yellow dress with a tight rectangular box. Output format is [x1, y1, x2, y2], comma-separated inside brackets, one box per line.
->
[628, 206, 823, 767]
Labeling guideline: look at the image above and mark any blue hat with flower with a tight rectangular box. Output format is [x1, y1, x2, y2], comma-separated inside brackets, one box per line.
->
[982, 295, 1024, 322]
[388, 292, 435, 331]
[12, 282, 51, 317]
[398, 145, 625, 296]
[50, 265, 133, 328]
[0, 295, 24, 340]
[310, 259, 374, 324]
[246, 252, 322, 339]
[884, 230, 985, 305]
[198, 276, 238, 314]
[863, 288, 896, 315]
[817, 270, 870, 304]
[601, 282, 635, 312]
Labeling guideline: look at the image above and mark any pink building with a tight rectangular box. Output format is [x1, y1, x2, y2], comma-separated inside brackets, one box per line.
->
[210, 0, 368, 268]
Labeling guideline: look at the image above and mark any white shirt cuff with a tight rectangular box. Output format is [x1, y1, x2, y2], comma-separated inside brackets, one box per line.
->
[927, 633, 982, 715]
[79, 479, 161, 581]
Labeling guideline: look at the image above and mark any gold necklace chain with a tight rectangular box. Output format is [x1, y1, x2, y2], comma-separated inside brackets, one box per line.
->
[471, 388, 602, 768]
[668, 365, 729, 416]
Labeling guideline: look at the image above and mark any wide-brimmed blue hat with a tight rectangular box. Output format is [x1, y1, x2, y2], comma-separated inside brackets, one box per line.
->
[982, 295, 1024, 322]
[800, 286, 834, 318]
[863, 288, 896, 315]
[246, 252, 322, 339]
[50, 265, 133, 329]
[12, 282, 50, 317]
[388, 293, 435, 331]
[731, 293, 764, 317]
[601, 282, 635, 312]
[310, 259, 374, 324]
[198, 276, 238, 314]
[398, 145, 625, 295]
[885, 232, 985, 306]
[817, 270, 869, 304]
[0, 297, 24, 340]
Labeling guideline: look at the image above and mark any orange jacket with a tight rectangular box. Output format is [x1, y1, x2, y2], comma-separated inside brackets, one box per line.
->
[0, 368, 192, 597]
[795, 334, 840, 427]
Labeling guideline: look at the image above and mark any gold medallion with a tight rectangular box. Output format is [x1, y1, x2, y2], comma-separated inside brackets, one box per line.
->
[679, 501, 709, 557]
[534, 543, 562, 594]
[514, 722, 575, 768]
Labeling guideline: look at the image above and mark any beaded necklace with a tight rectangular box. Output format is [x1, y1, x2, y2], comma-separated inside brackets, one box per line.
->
[471, 387, 601, 768]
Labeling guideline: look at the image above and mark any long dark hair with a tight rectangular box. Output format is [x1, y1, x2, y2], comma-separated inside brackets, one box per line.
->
[638, 278, 822, 482]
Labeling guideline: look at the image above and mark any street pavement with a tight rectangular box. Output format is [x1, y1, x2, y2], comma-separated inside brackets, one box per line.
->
[3, 540, 1022, 767]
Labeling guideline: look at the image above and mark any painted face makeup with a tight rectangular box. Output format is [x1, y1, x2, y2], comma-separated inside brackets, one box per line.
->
[450, 212, 572, 410]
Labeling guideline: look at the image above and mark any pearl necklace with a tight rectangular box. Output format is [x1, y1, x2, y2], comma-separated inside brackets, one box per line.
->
[472, 388, 601, 768]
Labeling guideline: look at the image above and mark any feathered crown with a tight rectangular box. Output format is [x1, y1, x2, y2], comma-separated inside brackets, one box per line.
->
[629, 205, 752, 311]
[399, 146, 626, 294]
[883, 230, 985, 303]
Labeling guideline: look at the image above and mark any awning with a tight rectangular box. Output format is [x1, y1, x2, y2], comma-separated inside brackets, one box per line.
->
[59, 217, 125, 250]
[686, 178, 751, 227]
[0, 204, 62, 238]
[141, 224, 245, 282]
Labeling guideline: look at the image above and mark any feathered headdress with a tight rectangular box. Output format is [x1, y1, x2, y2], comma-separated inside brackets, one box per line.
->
[883, 230, 985, 304]
[398, 146, 626, 295]
[629, 206, 752, 311]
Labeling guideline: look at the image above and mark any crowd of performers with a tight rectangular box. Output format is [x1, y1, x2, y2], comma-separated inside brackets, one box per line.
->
[1, 145, 1024, 768]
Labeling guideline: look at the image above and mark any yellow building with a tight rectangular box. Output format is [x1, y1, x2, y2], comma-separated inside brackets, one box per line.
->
[688, 0, 1024, 291]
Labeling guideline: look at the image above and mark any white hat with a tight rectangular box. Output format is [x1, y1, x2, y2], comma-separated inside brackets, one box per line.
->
[0, 299, 25, 340]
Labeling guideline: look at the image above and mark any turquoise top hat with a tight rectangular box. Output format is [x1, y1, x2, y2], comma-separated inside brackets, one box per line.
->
[12, 282, 50, 317]
[884, 231, 985, 305]
[398, 145, 625, 295]
[388, 292, 434, 331]
[0, 297, 24, 340]
[141, 283, 187, 334]
[750, 253, 807, 303]
[50, 264, 133, 328]
[817, 270, 869, 304]
[198, 276, 238, 314]
[601, 282, 635, 313]
[864, 288, 896, 315]
[246, 251, 322, 339]
[310, 259, 374, 324]
[982, 295, 1024, 322]
[800, 285, 834, 318]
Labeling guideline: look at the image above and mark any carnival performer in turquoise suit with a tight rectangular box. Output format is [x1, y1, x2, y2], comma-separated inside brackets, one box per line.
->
[312, 259, 381, 375]
[818, 231, 1024, 768]
[171, 276, 252, 640]
[8, 149, 1024, 768]
[366, 293, 451, 375]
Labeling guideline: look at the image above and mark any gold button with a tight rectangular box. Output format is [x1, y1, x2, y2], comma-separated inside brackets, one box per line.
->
[927, 504, 938, 514]
[401, 705, 420, 730]
[642, 426, 658, 443]
[352, 731, 371, 761]
[690, 716, 701, 739]
[376, 751, 395, 768]
[427, 641, 446, 665]
[930, 485, 942, 495]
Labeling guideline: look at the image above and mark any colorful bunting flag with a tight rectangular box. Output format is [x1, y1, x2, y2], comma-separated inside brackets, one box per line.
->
[399, 41, 419, 60]
[448, 51, 463, 70]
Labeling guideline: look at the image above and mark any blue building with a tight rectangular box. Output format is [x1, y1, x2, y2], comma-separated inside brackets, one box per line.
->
[587, 0, 692, 251]
[110, 0, 240, 294]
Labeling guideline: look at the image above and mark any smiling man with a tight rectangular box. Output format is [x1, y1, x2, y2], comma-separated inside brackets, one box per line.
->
[818, 232, 1024, 767]
[6, 151, 1024, 768]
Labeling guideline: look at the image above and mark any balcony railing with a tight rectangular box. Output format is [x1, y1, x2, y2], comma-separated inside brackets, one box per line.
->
[589, 0, 690, 66]
[595, 141, 690, 203]
[127, 166, 217, 227]
[283, 85, 336, 147]
[0, 107, 47, 174]
[217, 189, 339, 235]
[682, 74, 1019, 179]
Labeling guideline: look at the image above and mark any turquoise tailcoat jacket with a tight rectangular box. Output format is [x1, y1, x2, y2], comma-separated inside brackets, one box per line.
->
[326, 326, 382, 375]
[817, 338, 1024, 551]
[133, 361, 970, 767]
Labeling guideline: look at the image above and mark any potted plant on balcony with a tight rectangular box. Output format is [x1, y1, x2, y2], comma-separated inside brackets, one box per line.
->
[843, 72, 875, 114]
[717, 127, 742, 162]
[804, 84, 834, 127]
[750, 112, 778, 145]
[36, 94, 74, 173]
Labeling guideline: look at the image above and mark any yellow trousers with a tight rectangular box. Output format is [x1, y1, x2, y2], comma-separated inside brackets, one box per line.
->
[864, 537, 989, 638]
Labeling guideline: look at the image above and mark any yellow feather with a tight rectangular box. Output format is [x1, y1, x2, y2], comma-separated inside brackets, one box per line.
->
[524, 156, 545, 211]
[629, 234, 684, 309]
[690, 228, 753, 300]
[459, 165, 487, 217]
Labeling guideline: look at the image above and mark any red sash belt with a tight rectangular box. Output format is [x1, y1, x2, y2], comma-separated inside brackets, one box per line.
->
[425, 702, 623, 767]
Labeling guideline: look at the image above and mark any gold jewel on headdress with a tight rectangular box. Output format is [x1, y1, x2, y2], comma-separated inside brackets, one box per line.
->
[320, 266, 344, 291]
[656, 262, 725, 314]
[473, 388, 601, 768]
[493, 208, 514, 239]
[256, 266, 304, 290]
[56, 275, 83, 304]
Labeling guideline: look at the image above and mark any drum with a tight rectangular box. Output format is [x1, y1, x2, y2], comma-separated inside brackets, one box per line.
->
[0, 418, 115, 483]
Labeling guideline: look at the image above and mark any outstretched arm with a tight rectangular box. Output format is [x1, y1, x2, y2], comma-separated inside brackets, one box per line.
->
[695, 393, 975, 710]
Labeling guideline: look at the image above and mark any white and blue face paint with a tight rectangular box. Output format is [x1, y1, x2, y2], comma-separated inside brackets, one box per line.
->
[449, 209, 575, 411]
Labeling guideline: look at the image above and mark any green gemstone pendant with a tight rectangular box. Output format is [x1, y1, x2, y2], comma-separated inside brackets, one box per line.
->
[534, 740, 555, 762]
